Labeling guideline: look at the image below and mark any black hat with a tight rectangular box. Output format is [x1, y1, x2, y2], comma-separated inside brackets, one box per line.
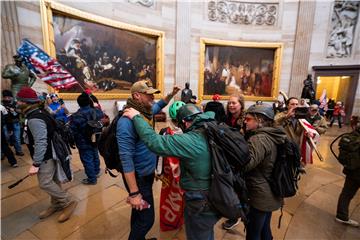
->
[77, 92, 91, 107]
[2, 89, 13, 98]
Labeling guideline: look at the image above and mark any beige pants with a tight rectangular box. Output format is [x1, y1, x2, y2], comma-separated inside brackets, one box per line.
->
[37, 159, 71, 209]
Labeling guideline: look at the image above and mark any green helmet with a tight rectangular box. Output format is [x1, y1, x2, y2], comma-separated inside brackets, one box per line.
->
[176, 104, 202, 122]
[246, 103, 275, 120]
[169, 101, 186, 120]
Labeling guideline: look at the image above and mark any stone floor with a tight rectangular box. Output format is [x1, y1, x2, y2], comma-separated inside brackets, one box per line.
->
[1, 122, 359, 240]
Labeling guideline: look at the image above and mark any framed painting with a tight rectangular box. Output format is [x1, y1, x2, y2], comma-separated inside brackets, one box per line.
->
[199, 38, 282, 101]
[40, 0, 164, 99]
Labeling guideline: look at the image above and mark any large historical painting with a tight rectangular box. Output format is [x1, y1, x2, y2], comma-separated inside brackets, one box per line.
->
[41, 0, 164, 99]
[199, 39, 282, 101]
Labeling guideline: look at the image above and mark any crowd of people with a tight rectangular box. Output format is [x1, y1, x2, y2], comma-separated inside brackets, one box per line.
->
[1, 80, 359, 240]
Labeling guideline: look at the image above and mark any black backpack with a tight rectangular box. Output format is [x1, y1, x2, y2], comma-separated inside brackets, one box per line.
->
[267, 138, 302, 198]
[330, 130, 360, 170]
[27, 109, 73, 181]
[83, 109, 104, 146]
[203, 121, 250, 220]
[98, 111, 123, 177]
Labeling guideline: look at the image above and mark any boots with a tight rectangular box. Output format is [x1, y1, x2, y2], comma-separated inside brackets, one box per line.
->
[39, 206, 60, 219]
[57, 201, 78, 223]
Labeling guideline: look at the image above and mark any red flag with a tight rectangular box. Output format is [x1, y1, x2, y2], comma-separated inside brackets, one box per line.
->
[299, 119, 320, 165]
[17, 39, 78, 90]
[159, 127, 184, 232]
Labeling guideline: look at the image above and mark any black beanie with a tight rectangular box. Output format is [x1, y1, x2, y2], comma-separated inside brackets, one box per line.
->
[2, 89, 13, 98]
[77, 92, 91, 107]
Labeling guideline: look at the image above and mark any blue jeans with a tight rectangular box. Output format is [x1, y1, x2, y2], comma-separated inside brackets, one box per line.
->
[1, 130, 17, 165]
[122, 173, 155, 240]
[3, 123, 22, 153]
[246, 207, 273, 240]
[184, 191, 220, 240]
[78, 146, 100, 183]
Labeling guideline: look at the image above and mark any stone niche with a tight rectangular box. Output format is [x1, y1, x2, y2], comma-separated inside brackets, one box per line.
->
[207, 0, 279, 26]
[326, 1, 359, 58]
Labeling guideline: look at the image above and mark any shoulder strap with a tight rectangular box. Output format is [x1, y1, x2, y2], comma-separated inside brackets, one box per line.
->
[330, 133, 349, 160]
[27, 109, 56, 135]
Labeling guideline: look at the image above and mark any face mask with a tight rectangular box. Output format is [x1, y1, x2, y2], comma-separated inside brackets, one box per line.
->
[16, 103, 28, 110]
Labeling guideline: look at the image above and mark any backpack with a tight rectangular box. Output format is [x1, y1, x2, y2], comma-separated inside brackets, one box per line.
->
[203, 121, 250, 221]
[98, 111, 123, 177]
[83, 109, 104, 146]
[267, 138, 302, 198]
[330, 130, 360, 170]
[27, 109, 73, 182]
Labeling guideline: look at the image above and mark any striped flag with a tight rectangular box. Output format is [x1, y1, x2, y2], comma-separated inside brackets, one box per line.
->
[17, 39, 78, 90]
[299, 119, 320, 165]
[319, 89, 327, 111]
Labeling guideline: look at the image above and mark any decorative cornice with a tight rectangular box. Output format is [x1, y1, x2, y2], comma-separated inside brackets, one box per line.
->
[128, 0, 154, 8]
[208, 0, 278, 26]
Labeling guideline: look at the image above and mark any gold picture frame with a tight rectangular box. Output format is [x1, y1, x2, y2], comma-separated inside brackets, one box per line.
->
[40, 0, 164, 100]
[199, 38, 282, 101]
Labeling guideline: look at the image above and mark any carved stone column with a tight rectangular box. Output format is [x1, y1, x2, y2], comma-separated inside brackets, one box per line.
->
[175, 1, 191, 94]
[288, 1, 316, 98]
[1, 1, 21, 90]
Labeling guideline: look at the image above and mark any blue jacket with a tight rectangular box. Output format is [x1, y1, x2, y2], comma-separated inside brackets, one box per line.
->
[70, 106, 104, 149]
[116, 99, 166, 176]
[49, 102, 68, 123]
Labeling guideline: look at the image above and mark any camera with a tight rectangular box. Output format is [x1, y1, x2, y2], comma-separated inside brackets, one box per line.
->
[294, 107, 308, 119]
[58, 98, 64, 105]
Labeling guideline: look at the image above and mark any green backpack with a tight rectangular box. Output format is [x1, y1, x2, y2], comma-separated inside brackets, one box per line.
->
[330, 130, 360, 170]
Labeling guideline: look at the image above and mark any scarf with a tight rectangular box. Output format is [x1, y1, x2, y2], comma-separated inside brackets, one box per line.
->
[125, 98, 154, 127]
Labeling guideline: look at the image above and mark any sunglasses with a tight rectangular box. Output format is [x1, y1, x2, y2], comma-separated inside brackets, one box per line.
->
[244, 116, 256, 121]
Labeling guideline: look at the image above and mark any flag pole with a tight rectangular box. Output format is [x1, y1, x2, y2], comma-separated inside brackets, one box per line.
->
[298, 120, 324, 161]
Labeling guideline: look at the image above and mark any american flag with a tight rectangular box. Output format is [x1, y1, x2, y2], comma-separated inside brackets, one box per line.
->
[299, 119, 320, 165]
[319, 89, 327, 111]
[17, 39, 78, 90]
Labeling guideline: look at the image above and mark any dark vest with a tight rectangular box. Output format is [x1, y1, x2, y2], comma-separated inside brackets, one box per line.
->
[26, 109, 56, 162]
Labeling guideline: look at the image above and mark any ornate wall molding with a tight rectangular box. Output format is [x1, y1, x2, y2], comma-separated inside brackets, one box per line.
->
[326, 1, 359, 58]
[128, 0, 154, 8]
[207, 0, 278, 26]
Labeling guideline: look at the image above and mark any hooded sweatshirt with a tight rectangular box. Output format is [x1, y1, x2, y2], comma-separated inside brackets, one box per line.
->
[244, 127, 287, 212]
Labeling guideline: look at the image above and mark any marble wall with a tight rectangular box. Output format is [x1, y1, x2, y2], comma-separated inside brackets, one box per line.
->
[1, 0, 359, 117]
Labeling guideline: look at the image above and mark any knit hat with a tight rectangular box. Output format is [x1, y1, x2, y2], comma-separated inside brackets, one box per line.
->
[77, 92, 91, 107]
[212, 94, 220, 101]
[16, 87, 40, 103]
[2, 89, 13, 98]
[49, 93, 58, 99]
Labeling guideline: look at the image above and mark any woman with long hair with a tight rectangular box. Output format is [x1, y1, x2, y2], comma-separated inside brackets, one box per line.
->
[226, 93, 246, 131]
[222, 93, 246, 230]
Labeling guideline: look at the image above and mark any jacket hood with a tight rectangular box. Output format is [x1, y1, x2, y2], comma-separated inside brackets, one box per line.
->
[254, 127, 287, 145]
[185, 111, 215, 132]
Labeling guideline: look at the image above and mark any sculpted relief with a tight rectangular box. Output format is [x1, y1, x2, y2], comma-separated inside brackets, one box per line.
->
[208, 1, 278, 26]
[327, 1, 359, 58]
[128, 0, 154, 7]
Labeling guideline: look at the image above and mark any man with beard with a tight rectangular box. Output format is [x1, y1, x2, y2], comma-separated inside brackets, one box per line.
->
[117, 80, 179, 240]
